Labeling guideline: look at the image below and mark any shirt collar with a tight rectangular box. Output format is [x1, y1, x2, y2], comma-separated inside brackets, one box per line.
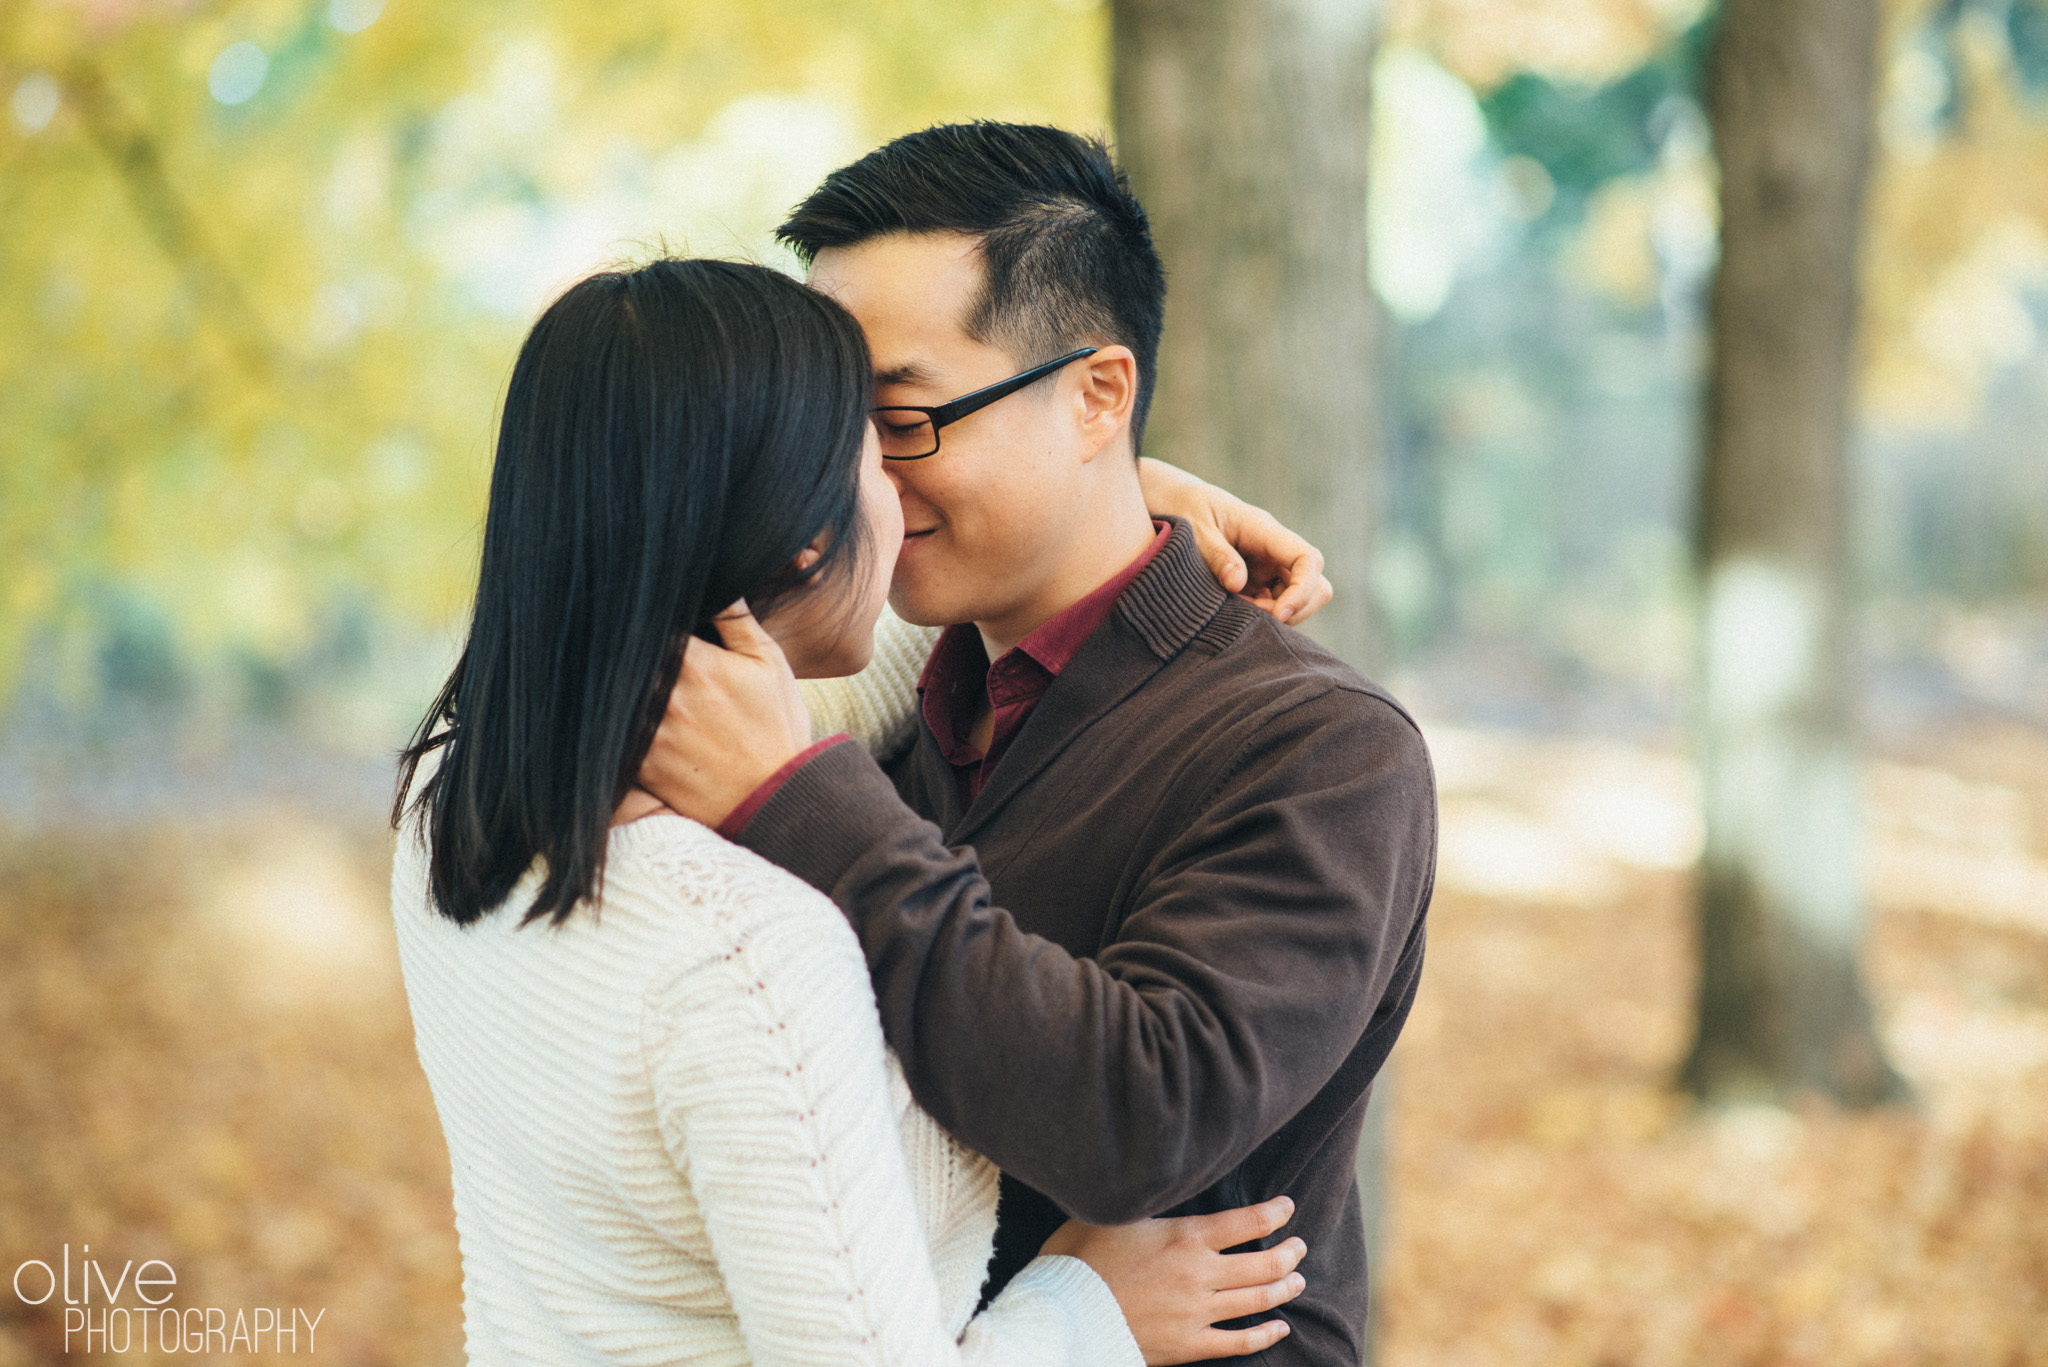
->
[917, 520, 1171, 693]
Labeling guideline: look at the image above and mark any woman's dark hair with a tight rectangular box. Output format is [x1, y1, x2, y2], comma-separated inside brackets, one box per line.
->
[393, 258, 872, 927]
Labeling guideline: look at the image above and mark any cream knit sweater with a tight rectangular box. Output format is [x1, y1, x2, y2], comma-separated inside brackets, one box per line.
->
[391, 610, 1141, 1366]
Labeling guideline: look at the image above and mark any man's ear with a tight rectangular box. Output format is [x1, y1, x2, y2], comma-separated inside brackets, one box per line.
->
[1072, 345, 1137, 463]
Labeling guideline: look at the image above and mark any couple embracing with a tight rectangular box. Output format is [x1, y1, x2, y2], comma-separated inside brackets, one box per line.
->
[390, 123, 1436, 1366]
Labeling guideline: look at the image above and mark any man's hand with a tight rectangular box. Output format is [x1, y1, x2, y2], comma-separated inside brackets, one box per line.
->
[1041, 1195, 1305, 1365]
[1138, 457, 1334, 626]
[635, 602, 811, 830]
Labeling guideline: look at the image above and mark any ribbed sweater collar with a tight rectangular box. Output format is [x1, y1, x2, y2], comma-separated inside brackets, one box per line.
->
[918, 515, 1233, 841]
[1113, 515, 1232, 661]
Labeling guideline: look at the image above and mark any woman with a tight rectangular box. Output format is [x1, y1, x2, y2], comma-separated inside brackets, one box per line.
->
[391, 258, 1309, 1365]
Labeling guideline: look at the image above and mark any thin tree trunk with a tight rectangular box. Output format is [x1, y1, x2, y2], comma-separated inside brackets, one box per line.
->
[68, 62, 280, 382]
[1111, 0, 1382, 668]
[1684, 0, 1905, 1106]
[1112, 5, 1388, 1360]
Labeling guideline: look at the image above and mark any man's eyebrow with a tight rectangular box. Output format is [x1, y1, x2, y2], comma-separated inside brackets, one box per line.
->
[873, 361, 936, 387]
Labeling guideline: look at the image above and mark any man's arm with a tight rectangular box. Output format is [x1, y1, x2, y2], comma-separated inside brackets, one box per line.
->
[726, 687, 1436, 1224]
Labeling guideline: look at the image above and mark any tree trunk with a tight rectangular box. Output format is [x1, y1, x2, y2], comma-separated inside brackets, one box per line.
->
[1111, 4, 1388, 1359]
[1684, 0, 1905, 1107]
[1111, 0, 1382, 669]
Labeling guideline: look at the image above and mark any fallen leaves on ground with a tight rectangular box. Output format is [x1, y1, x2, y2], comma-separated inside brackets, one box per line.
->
[1, 721, 2044, 1364]
[1383, 720, 2048, 1366]
[0, 819, 462, 1366]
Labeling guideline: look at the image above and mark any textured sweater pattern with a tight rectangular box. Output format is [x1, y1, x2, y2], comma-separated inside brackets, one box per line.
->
[389, 611, 1139, 1365]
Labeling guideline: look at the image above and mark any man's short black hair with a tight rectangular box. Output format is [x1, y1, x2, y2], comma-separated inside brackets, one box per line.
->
[777, 122, 1166, 455]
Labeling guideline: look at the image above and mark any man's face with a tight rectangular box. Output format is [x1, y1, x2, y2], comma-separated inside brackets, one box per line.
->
[808, 231, 1097, 632]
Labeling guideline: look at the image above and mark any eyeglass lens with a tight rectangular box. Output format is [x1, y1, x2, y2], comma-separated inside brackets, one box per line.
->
[872, 411, 938, 460]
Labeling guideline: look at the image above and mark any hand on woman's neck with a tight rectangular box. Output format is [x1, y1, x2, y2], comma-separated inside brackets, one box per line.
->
[611, 787, 669, 827]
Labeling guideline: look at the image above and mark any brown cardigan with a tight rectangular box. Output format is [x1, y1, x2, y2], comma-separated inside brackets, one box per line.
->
[734, 517, 1436, 1365]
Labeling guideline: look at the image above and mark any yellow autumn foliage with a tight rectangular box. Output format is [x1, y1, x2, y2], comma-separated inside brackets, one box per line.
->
[0, 0, 1107, 697]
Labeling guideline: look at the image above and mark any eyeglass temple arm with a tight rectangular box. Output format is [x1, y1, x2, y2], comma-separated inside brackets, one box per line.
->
[926, 347, 1100, 428]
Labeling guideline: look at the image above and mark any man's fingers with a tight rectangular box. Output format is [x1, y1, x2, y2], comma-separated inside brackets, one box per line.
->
[671, 637, 709, 699]
[1191, 1195, 1294, 1251]
[709, 598, 778, 659]
[1191, 1318, 1291, 1360]
[1207, 1271, 1306, 1322]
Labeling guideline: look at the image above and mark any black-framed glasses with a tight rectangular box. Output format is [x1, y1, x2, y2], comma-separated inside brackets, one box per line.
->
[869, 347, 1100, 460]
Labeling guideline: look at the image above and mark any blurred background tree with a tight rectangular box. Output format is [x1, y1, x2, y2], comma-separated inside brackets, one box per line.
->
[1685, 0, 1906, 1108]
[1112, 0, 1382, 666]
[1110, 2, 1388, 1353]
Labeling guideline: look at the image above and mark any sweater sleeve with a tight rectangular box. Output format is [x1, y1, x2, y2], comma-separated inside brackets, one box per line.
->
[730, 687, 1436, 1225]
[638, 845, 1139, 1367]
[797, 605, 939, 765]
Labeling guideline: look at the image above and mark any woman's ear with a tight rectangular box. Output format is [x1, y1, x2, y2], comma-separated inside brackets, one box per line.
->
[791, 544, 823, 574]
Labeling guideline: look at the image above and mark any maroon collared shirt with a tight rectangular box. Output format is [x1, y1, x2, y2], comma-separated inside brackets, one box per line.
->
[919, 521, 1170, 809]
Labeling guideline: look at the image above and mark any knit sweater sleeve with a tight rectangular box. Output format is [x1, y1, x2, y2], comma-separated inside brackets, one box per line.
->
[636, 828, 1139, 1367]
[797, 605, 938, 764]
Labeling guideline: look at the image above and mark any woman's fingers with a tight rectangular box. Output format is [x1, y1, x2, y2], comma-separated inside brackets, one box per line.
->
[1250, 570, 1333, 626]
[1227, 508, 1327, 625]
[1188, 1194, 1295, 1251]
[1207, 1270, 1306, 1322]
[1190, 1318, 1291, 1360]
[1212, 1235, 1306, 1289]
[1038, 1208, 1306, 1366]
[1268, 551, 1329, 624]
[1132, 453, 1332, 624]
[1186, 511, 1252, 593]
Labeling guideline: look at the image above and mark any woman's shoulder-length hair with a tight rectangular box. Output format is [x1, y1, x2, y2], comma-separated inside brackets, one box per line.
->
[394, 258, 872, 929]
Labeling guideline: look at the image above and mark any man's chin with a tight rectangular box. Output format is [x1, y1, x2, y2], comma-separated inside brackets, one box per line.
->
[887, 584, 973, 630]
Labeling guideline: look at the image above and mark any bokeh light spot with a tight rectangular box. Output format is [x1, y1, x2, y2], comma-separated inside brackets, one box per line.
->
[11, 71, 60, 134]
[328, 0, 387, 35]
[209, 41, 270, 107]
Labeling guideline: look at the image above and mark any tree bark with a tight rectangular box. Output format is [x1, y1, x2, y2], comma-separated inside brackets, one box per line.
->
[1111, 0, 1383, 668]
[1112, 4, 1388, 1359]
[1684, 0, 1905, 1106]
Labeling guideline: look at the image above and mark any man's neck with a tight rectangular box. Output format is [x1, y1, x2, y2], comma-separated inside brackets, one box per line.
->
[974, 507, 1159, 662]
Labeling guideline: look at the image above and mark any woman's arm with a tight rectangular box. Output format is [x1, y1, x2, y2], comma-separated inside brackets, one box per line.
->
[797, 606, 939, 763]
[638, 848, 1139, 1367]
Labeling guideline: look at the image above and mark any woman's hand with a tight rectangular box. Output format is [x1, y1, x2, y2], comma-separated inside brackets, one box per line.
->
[1137, 458, 1334, 626]
[635, 602, 812, 829]
[1040, 1195, 1307, 1365]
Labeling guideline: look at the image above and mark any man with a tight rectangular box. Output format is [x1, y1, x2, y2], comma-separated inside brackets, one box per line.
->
[643, 123, 1435, 1365]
